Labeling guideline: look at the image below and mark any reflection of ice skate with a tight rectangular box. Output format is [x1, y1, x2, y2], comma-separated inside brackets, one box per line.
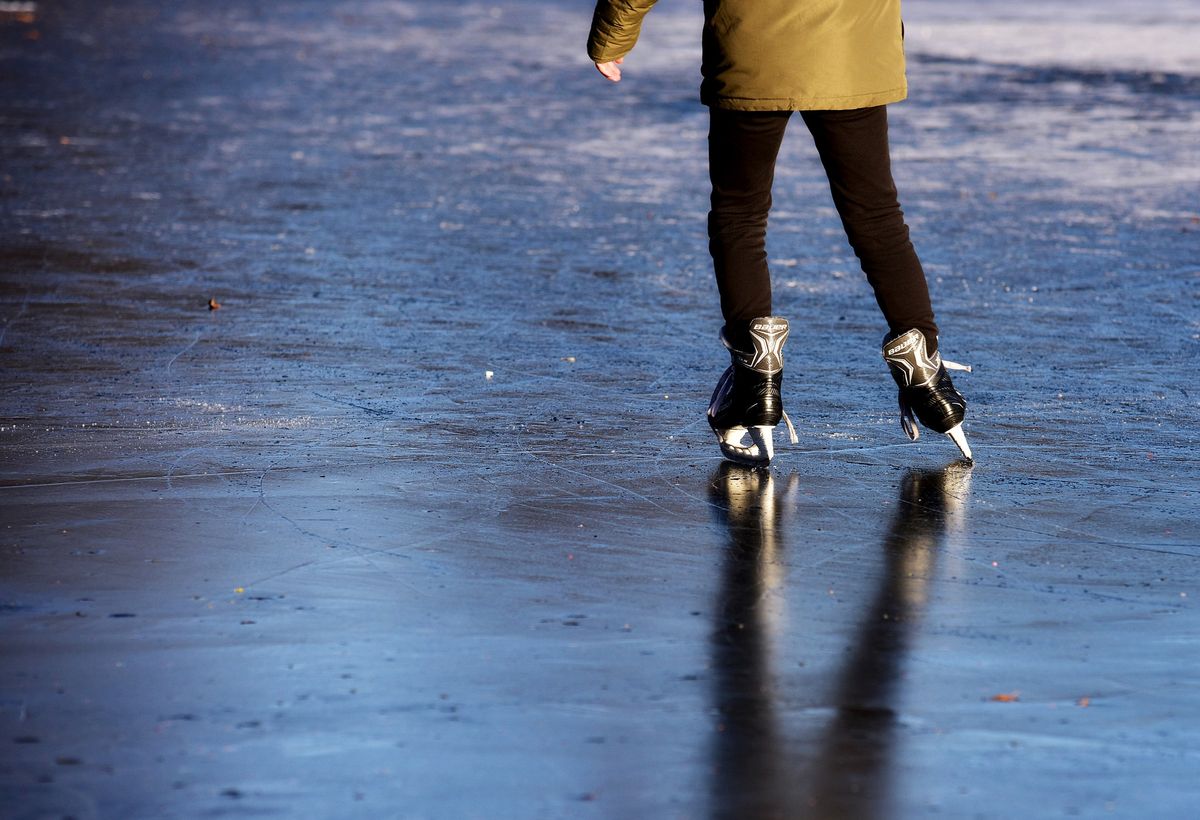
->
[918, 459, 974, 538]
[892, 461, 974, 604]
[882, 328, 973, 460]
[713, 461, 775, 525]
[901, 461, 973, 513]
[708, 317, 799, 467]
[709, 462, 795, 580]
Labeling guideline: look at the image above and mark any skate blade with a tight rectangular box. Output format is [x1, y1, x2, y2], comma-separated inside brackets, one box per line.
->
[946, 424, 973, 461]
[716, 425, 774, 467]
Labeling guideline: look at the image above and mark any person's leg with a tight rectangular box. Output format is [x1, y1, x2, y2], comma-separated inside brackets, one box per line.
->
[802, 107, 971, 457]
[708, 107, 792, 345]
[800, 106, 938, 351]
[707, 108, 797, 466]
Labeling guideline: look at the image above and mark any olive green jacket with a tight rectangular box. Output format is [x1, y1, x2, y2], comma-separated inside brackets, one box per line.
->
[588, 0, 908, 111]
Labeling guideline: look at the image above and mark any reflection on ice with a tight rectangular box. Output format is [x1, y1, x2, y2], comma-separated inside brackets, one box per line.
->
[1, 0, 1197, 813]
[707, 462, 972, 818]
[707, 465, 796, 817]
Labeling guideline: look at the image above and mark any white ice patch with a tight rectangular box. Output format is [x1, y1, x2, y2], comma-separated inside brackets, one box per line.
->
[169, 399, 243, 413]
[167, 0, 1198, 78]
[904, 0, 1200, 76]
[232, 415, 317, 429]
[629, 0, 1200, 77]
[164, 400, 322, 429]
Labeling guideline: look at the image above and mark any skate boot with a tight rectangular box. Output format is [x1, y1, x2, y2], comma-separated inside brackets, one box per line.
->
[882, 328, 973, 460]
[708, 316, 799, 467]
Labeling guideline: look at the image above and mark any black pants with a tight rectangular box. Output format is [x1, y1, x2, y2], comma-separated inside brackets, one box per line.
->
[708, 105, 938, 351]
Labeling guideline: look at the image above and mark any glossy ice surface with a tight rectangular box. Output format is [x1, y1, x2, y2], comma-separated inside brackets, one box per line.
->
[2, 1, 1197, 817]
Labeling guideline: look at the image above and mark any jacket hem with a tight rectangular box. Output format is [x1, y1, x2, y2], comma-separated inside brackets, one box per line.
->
[702, 85, 908, 111]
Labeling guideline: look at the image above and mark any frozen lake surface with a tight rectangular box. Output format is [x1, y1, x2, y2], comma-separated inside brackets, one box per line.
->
[1, 0, 1198, 817]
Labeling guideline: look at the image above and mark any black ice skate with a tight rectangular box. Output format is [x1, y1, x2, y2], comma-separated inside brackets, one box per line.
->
[708, 316, 799, 467]
[882, 328, 973, 460]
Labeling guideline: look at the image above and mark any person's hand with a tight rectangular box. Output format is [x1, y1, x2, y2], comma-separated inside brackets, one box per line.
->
[595, 57, 624, 82]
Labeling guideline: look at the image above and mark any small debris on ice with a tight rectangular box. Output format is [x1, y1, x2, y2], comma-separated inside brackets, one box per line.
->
[208, 297, 221, 311]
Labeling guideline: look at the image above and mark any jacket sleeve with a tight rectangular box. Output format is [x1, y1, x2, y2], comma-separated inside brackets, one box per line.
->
[587, 0, 659, 63]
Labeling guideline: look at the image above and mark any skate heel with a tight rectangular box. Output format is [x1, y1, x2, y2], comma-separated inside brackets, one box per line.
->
[713, 413, 797, 467]
[713, 425, 764, 465]
[715, 425, 772, 467]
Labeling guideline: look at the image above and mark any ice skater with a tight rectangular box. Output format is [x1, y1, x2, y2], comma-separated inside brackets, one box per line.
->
[588, 0, 972, 465]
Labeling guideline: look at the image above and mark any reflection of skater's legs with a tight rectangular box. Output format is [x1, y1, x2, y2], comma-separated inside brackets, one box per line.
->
[706, 463, 795, 817]
[807, 462, 972, 816]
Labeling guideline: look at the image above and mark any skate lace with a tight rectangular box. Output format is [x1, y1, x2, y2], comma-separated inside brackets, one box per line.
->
[781, 409, 799, 445]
